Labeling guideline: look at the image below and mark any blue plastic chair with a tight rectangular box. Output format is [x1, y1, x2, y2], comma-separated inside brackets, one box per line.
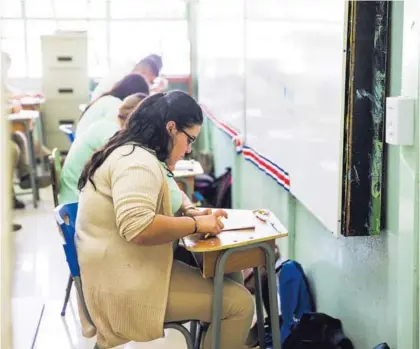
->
[59, 124, 75, 144]
[54, 203, 199, 349]
[54, 203, 94, 323]
[49, 150, 73, 317]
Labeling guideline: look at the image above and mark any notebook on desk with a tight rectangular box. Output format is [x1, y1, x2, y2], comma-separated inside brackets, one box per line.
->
[220, 210, 256, 231]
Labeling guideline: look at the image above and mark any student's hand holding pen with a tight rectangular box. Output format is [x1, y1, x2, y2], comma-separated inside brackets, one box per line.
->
[195, 209, 228, 237]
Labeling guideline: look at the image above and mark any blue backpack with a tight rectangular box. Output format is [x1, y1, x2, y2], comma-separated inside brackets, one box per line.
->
[279, 260, 316, 343]
[245, 259, 316, 348]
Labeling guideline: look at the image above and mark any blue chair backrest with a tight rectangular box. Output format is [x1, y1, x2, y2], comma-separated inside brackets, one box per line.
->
[59, 124, 75, 144]
[54, 202, 80, 277]
[54, 202, 96, 329]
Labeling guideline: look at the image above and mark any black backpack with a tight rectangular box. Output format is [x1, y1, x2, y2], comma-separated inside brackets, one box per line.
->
[283, 313, 354, 349]
[194, 167, 232, 208]
[212, 167, 232, 208]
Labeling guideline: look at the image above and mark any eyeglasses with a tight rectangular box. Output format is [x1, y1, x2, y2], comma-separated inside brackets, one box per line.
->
[180, 129, 196, 145]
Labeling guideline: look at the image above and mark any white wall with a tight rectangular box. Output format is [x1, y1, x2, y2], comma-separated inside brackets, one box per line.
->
[1, 54, 14, 349]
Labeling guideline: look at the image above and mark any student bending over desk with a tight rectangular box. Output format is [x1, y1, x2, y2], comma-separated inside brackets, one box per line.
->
[59, 91, 148, 204]
[76, 73, 150, 137]
[91, 54, 167, 100]
[76, 91, 254, 349]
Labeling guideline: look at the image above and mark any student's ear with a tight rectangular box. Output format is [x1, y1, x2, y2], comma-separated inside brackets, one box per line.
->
[166, 121, 176, 134]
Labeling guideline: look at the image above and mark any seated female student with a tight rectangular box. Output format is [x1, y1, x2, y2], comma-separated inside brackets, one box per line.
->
[91, 54, 167, 100]
[76, 91, 254, 349]
[76, 73, 150, 137]
[59, 91, 148, 204]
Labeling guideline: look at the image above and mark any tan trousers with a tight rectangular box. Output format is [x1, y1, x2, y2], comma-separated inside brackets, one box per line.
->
[165, 260, 254, 349]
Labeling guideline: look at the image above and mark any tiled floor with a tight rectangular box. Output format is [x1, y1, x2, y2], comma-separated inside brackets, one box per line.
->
[12, 189, 190, 349]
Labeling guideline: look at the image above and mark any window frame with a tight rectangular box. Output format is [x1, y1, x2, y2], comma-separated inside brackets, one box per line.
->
[0, 0, 189, 78]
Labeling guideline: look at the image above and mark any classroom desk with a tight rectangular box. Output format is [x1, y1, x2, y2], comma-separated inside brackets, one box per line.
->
[173, 160, 204, 198]
[10, 96, 45, 112]
[9, 98, 44, 132]
[10, 97, 48, 171]
[183, 209, 287, 349]
[8, 110, 41, 208]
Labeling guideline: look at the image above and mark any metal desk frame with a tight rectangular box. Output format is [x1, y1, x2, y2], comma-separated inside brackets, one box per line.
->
[210, 241, 281, 349]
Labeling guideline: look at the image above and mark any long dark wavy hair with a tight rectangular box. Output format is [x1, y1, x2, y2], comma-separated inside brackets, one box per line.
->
[80, 73, 150, 120]
[78, 90, 203, 190]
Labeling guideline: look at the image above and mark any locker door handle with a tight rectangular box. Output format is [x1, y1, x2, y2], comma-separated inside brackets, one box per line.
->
[58, 88, 74, 94]
[59, 120, 74, 126]
[57, 56, 73, 62]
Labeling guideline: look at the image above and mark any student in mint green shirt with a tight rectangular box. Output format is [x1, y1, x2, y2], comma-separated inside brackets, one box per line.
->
[59, 93, 148, 204]
[76, 73, 150, 138]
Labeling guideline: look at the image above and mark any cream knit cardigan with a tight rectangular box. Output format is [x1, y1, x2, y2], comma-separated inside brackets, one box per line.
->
[76, 144, 174, 348]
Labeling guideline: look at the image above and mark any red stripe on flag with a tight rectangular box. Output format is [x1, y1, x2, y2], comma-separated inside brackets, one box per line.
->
[200, 104, 239, 138]
[243, 149, 290, 187]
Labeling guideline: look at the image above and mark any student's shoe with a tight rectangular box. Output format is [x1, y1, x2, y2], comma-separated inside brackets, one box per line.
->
[20, 175, 51, 189]
[13, 197, 25, 210]
[13, 223, 22, 232]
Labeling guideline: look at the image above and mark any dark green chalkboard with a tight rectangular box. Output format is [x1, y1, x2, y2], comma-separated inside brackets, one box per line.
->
[342, 1, 390, 236]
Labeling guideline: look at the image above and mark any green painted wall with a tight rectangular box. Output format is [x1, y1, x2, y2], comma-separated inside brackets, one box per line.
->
[197, 2, 415, 348]
[395, 0, 420, 347]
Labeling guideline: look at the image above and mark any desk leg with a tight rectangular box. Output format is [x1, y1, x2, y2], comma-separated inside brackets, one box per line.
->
[37, 115, 49, 172]
[254, 267, 266, 349]
[263, 243, 281, 349]
[190, 320, 197, 346]
[28, 129, 40, 201]
[210, 254, 225, 349]
[210, 243, 281, 349]
[25, 126, 38, 208]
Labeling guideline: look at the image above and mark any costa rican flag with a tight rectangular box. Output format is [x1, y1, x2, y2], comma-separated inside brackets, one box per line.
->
[242, 146, 290, 191]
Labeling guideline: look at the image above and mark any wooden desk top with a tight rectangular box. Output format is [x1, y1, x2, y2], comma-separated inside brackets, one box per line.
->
[10, 97, 45, 107]
[183, 209, 288, 253]
[173, 160, 204, 179]
[19, 97, 45, 105]
[8, 110, 40, 121]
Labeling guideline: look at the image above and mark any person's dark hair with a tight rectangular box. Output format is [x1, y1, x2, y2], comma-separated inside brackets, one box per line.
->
[80, 73, 150, 120]
[138, 54, 163, 77]
[78, 90, 203, 190]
